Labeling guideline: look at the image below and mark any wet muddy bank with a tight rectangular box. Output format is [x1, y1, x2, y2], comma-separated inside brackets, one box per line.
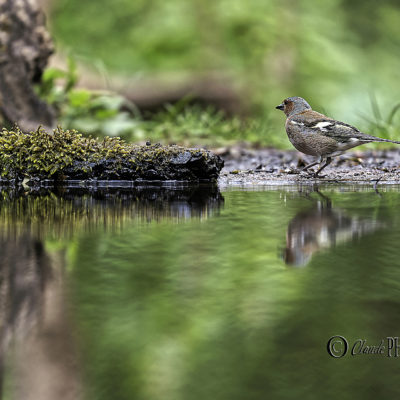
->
[218, 147, 400, 187]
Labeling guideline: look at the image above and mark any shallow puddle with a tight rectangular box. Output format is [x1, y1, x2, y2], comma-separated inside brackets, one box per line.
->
[1, 184, 400, 399]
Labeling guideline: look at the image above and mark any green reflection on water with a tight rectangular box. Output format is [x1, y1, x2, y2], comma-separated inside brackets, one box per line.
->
[71, 186, 400, 400]
[2, 185, 400, 399]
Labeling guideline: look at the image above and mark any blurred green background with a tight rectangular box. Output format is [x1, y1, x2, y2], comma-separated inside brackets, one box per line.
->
[43, 0, 400, 147]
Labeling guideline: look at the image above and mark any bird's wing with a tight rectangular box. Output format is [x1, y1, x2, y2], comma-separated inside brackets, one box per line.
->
[290, 112, 377, 143]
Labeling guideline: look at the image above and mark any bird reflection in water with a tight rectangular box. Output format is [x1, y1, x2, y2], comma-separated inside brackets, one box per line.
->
[282, 188, 384, 267]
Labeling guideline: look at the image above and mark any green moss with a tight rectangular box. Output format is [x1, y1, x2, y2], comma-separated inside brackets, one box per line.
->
[1, 127, 104, 179]
[0, 127, 222, 182]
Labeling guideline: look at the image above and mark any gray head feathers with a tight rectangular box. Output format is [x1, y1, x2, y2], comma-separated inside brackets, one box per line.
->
[276, 97, 312, 117]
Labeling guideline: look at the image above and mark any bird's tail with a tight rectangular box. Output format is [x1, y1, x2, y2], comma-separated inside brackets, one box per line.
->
[377, 138, 400, 145]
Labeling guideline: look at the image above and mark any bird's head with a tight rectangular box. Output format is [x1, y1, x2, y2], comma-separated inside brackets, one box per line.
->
[276, 97, 311, 117]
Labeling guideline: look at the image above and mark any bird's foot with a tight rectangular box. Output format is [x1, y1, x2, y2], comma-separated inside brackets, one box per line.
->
[312, 172, 326, 179]
[283, 167, 301, 175]
[301, 168, 327, 179]
[299, 170, 312, 177]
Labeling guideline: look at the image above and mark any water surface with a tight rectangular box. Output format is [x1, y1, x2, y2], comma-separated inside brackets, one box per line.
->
[2, 184, 400, 399]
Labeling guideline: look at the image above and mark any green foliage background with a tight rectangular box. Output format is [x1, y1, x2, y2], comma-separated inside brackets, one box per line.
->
[48, 0, 400, 147]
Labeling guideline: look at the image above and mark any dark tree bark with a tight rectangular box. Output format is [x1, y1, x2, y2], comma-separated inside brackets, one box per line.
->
[0, 234, 51, 398]
[0, 234, 82, 400]
[0, 0, 55, 131]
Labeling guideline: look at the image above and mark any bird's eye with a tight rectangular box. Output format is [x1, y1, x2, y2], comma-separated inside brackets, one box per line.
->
[284, 100, 288, 105]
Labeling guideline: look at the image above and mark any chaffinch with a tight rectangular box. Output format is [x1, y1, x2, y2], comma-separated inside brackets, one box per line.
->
[276, 96, 400, 177]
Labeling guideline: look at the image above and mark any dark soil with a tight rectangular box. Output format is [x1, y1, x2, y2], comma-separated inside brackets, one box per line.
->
[217, 147, 400, 187]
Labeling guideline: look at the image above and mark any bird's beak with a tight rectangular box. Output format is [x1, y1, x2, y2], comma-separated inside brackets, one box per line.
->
[276, 103, 284, 111]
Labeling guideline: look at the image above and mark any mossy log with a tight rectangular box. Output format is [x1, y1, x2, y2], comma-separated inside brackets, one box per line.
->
[0, 128, 224, 183]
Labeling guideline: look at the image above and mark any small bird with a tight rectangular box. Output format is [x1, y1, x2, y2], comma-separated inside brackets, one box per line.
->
[276, 96, 400, 177]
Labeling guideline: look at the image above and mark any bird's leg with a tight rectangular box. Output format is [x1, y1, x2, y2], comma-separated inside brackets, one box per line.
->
[313, 157, 332, 177]
[301, 159, 320, 172]
[301, 156, 322, 176]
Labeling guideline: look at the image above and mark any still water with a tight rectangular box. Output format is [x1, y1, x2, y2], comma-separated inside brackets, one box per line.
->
[1, 184, 400, 399]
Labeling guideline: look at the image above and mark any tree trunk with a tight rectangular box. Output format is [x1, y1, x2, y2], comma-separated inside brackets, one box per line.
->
[0, 0, 55, 131]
